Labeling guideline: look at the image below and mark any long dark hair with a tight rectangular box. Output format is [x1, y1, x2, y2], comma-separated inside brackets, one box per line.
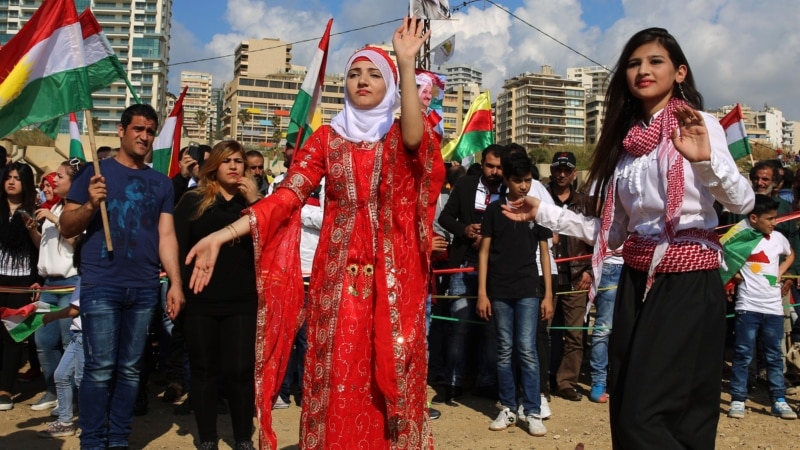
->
[586, 27, 703, 215]
[0, 162, 39, 272]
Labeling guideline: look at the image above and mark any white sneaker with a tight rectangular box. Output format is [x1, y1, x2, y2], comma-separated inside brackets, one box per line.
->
[489, 407, 516, 431]
[728, 400, 745, 419]
[539, 394, 552, 419]
[272, 397, 290, 410]
[524, 414, 547, 436]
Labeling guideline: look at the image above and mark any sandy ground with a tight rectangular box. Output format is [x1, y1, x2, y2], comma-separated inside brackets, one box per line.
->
[4, 365, 800, 450]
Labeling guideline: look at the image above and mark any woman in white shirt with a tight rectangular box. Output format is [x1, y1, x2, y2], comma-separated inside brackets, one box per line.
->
[502, 28, 753, 449]
[28, 159, 83, 412]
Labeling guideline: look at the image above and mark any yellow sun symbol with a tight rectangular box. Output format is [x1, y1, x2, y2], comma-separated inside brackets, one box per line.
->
[0, 56, 33, 109]
[750, 262, 762, 274]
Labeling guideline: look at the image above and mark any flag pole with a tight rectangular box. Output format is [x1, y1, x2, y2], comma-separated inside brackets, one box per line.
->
[83, 110, 114, 252]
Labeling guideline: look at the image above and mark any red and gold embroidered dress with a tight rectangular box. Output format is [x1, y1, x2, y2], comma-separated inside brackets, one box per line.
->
[247, 119, 444, 449]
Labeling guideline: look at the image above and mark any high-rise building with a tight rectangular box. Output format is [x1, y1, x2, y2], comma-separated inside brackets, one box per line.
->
[439, 65, 482, 92]
[181, 71, 213, 143]
[496, 66, 586, 148]
[441, 83, 487, 141]
[221, 37, 345, 151]
[0, 0, 172, 135]
[567, 66, 610, 144]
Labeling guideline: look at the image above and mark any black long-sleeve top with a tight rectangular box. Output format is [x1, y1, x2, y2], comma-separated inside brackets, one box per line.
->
[174, 192, 257, 315]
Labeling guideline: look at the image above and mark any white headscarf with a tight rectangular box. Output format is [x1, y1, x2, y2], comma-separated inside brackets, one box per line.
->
[330, 47, 400, 143]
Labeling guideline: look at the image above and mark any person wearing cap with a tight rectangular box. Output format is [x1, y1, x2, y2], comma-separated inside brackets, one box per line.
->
[184, 17, 444, 449]
[546, 151, 593, 402]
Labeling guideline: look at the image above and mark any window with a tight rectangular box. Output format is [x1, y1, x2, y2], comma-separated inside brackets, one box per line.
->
[132, 38, 161, 58]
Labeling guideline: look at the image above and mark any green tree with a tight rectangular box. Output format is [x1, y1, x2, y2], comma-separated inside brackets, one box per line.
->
[194, 110, 208, 143]
[91, 116, 101, 134]
[237, 109, 252, 143]
[270, 115, 282, 146]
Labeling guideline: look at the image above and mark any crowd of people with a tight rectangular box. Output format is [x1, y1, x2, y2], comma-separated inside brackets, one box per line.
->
[3, 17, 800, 450]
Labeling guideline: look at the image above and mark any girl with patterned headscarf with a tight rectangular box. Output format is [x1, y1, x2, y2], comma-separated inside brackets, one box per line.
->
[185, 17, 444, 450]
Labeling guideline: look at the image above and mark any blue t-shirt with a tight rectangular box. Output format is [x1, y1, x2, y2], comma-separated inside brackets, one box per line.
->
[67, 158, 174, 287]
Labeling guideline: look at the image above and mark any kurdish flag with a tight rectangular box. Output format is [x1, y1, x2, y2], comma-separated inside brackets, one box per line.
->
[286, 18, 333, 150]
[719, 218, 763, 285]
[152, 86, 188, 177]
[441, 91, 494, 163]
[0, 0, 93, 139]
[719, 103, 752, 160]
[78, 7, 140, 103]
[69, 112, 85, 161]
[0, 301, 60, 343]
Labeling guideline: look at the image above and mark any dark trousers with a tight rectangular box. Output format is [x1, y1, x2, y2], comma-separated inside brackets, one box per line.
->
[0, 274, 37, 392]
[550, 287, 587, 391]
[609, 267, 724, 450]
[184, 312, 256, 443]
[537, 316, 551, 395]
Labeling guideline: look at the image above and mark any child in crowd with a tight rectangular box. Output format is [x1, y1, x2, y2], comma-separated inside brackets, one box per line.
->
[476, 148, 553, 436]
[37, 284, 83, 438]
[727, 194, 796, 420]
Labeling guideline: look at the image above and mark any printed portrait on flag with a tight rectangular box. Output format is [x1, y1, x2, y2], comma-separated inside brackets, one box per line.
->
[411, 0, 451, 20]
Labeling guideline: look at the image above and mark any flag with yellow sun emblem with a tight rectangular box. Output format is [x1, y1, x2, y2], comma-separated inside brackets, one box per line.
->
[0, 0, 93, 138]
[720, 219, 765, 285]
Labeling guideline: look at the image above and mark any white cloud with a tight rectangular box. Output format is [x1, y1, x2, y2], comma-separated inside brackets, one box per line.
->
[170, 0, 800, 120]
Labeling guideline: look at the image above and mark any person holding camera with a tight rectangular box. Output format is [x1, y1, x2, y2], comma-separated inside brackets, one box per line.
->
[0, 161, 41, 411]
[172, 144, 210, 206]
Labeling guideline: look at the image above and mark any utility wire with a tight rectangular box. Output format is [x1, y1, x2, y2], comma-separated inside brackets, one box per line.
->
[482, 0, 609, 71]
[166, 18, 400, 68]
[165, 2, 609, 72]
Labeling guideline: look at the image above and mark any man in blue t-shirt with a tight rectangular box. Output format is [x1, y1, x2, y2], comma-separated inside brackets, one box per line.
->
[59, 104, 185, 450]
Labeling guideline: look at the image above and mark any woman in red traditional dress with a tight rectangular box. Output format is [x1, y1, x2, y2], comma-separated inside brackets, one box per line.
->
[185, 17, 445, 450]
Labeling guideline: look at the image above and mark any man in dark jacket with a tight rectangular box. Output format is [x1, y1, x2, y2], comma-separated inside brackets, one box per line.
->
[438, 144, 504, 404]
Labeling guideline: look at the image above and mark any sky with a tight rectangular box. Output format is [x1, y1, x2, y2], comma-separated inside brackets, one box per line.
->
[169, 0, 800, 121]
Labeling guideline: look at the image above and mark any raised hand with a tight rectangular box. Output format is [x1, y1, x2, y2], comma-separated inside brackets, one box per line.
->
[500, 196, 540, 222]
[671, 105, 711, 162]
[392, 16, 430, 65]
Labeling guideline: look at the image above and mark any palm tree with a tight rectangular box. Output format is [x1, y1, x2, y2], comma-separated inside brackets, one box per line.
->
[91, 116, 101, 134]
[237, 109, 252, 143]
[194, 110, 208, 143]
[270, 115, 282, 146]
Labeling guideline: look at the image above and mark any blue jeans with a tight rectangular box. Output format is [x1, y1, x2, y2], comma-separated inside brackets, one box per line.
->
[729, 310, 786, 402]
[35, 275, 78, 395]
[445, 269, 496, 387]
[589, 264, 622, 388]
[79, 284, 158, 450]
[493, 297, 541, 416]
[55, 331, 84, 424]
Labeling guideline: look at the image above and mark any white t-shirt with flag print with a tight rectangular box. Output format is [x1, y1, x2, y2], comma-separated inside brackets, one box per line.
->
[736, 229, 792, 316]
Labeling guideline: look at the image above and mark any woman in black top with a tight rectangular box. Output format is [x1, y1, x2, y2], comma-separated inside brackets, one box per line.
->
[174, 141, 261, 450]
[0, 162, 40, 410]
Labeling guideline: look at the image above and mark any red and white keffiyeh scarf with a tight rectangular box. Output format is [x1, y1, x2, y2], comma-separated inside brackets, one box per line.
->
[590, 97, 718, 302]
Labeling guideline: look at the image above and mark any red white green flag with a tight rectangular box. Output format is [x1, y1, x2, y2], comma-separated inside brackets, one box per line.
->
[152, 86, 188, 177]
[719, 103, 752, 160]
[78, 7, 140, 103]
[0, 0, 93, 139]
[441, 91, 494, 164]
[68, 112, 86, 161]
[0, 301, 61, 343]
[286, 18, 333, 150]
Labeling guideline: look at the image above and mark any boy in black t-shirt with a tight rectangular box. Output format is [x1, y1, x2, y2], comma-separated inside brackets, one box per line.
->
[477, 149, 553, 437]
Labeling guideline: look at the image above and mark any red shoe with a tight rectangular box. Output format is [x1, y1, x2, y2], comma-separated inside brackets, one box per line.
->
[17, 367, 42, 382]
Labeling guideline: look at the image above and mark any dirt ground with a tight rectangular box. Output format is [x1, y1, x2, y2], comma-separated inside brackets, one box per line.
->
[4, 365, 800, 450]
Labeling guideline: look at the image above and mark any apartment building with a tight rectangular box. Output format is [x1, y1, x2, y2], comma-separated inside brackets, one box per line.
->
[221, 37, 345, 149]
[181, 71, 213, 143]
[0, 0, 173, 134]
[496, 66, 586, 148]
